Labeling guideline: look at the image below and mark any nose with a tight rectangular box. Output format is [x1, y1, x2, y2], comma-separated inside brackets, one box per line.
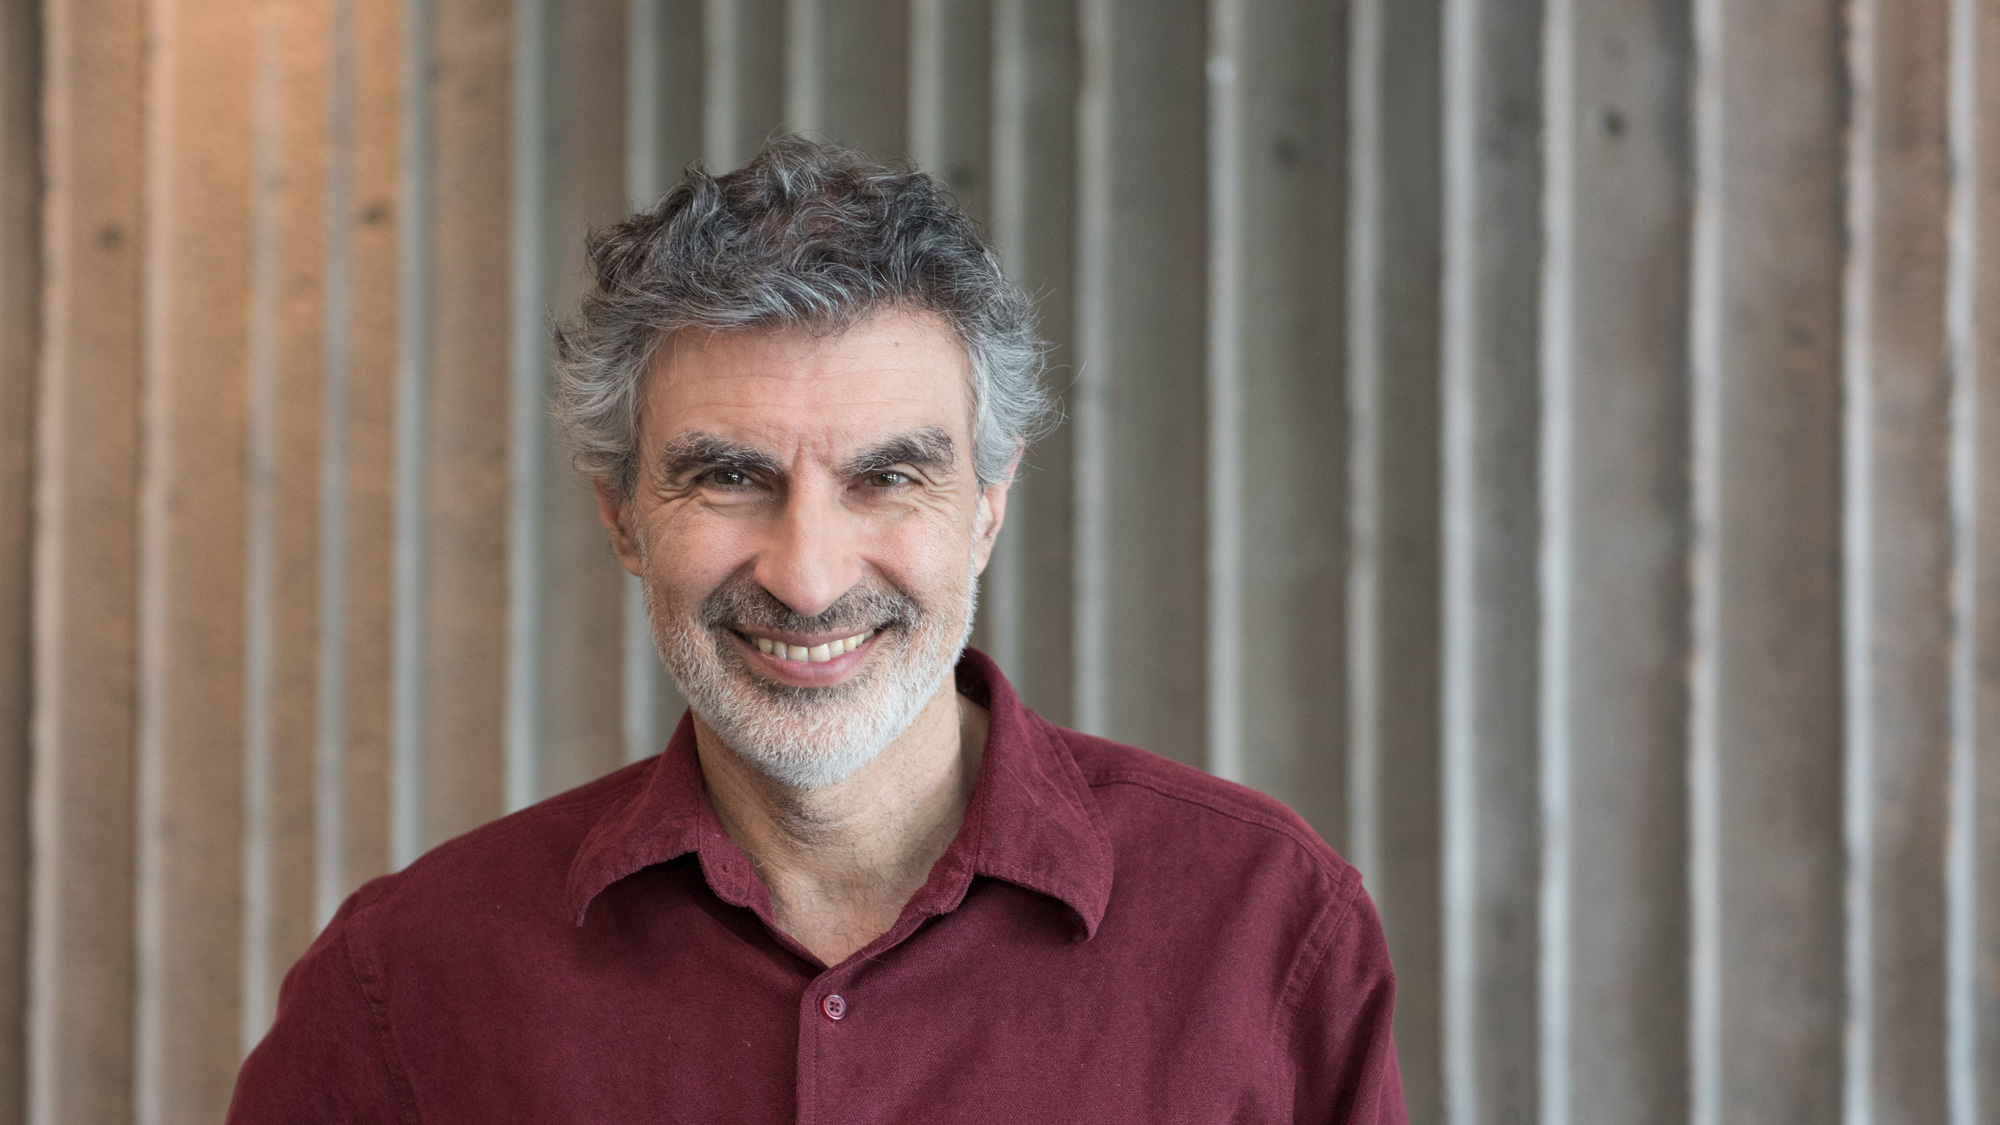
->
[750, 483, 864, 620]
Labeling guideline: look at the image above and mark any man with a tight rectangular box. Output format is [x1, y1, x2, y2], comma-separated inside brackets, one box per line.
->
[229, 137, 1405, 1123]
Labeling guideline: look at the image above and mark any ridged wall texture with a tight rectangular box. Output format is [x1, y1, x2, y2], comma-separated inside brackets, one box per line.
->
[3, 1, 1999, 1121]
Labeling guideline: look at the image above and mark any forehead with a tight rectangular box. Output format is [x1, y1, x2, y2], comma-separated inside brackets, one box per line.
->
[641, 309, 973, 453]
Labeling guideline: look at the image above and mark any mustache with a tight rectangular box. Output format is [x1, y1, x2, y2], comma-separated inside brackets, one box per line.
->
[697, 574, 922, 636]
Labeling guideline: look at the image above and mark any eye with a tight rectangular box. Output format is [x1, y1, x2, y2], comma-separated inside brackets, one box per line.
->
[868, 470, 911, 487]
[704, 468, 751, 488]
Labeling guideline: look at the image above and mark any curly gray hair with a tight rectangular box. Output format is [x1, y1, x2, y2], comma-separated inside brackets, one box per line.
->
[552, 135, 1053, 496]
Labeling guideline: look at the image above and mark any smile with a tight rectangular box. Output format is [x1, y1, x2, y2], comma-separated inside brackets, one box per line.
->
[748, 629, 877, 664]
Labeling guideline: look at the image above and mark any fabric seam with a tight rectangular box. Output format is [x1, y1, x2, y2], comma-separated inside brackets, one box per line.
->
[424, 786, 633, 871]
[1272, 876, 1362, 1122]
[1275, 880, 1359, 1040]
[341, 912, 424, 1124]
[1088, 771, 1350, 883]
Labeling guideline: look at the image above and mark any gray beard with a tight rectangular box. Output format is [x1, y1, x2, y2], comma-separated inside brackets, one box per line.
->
[643, 560, 978, 790]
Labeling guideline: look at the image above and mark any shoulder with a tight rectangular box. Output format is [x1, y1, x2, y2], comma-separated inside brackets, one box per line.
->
[1039, 716, 1360, 909]
[340, 757, 654, 940]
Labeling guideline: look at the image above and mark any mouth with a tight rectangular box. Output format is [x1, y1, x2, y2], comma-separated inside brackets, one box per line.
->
[747, 628, 877, 663]
[730, 626, 882, 686]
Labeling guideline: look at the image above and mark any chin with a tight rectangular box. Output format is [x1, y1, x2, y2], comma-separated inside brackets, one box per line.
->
[669, 626, 965, 790]
[644, 561, 981, 789]
[716, 725, 898, 790]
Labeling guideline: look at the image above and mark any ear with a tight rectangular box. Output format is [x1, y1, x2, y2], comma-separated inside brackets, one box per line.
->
[595, 479, 643, 577]
[969, 449, 1022, 577]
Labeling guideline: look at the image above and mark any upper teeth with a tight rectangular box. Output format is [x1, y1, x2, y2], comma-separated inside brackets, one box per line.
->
[754, 630, 875, 663]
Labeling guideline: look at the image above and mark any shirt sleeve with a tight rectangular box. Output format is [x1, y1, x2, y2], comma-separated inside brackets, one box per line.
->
[227, 895, 411, 1124]
[1285, 878, 1408, 1125]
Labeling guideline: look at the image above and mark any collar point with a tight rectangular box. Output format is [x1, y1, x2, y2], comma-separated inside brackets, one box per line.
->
[1073, 897, 1108, 943]
[565, 886, 598, 928]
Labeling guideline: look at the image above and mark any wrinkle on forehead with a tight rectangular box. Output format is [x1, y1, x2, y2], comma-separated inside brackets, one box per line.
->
[640, 309, 978, 474]
[657, 311, 970, 386]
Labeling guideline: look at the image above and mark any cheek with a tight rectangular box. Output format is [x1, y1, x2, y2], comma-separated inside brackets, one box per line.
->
[865, 509, 977, 597]
[637, 505, 750, 602]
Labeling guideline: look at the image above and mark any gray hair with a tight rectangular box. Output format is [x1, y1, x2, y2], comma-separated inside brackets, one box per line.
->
[552, 135, 1053, 496]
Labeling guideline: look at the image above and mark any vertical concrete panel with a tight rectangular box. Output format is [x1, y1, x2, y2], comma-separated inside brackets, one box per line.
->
[704, 0, 785, 169]
[909, 0, 990, 220]
[516, 0, 630, 801]
[1345, 1, 1442, 1117]
[505, 0, 550, 810]
[1964, 0, 2000, 1114]
[416, 0, 512, 849]
[28, 1, 144, 1119]
[629, 0, 704, 203]
[1207, 0, 1346, 838]
[786, 0, 907, 158]
[1437, 0, 1537, 1119]
[985, 0, 1076, 725]
[240, 0, 330, 1048]
[1073, 0, 1207, 763]
[1545, 1, 1692, 1122]
[0, 0, 37, 1116]
[321, 0, 402, 910]
[623, 0, 699, 761]
[1687, 1, 1844, 1121]
[133, 0, 255, 1119]
[1843, 3, 1954, 1122]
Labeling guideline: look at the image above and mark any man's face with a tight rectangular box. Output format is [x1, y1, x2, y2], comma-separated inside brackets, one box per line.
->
[599, 308, 1009, 788]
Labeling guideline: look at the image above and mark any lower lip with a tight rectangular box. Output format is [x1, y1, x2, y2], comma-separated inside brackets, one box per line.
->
[733, 631, 878, 686]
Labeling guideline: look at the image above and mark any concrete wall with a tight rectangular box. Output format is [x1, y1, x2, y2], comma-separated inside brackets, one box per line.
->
[3, 0, 1999, 1121]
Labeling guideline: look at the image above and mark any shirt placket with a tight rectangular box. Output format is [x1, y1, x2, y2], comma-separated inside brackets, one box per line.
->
[794, 962, 859, 1125]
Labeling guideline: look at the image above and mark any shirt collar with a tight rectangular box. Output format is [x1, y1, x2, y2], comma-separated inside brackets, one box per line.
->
[565, 648, 1114, 939]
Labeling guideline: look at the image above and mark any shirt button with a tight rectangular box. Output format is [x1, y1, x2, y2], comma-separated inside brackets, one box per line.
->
[821, 994, 847, 1021]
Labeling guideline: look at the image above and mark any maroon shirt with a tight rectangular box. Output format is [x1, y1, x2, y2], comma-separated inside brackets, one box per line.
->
[229, 650, 1405, 1123]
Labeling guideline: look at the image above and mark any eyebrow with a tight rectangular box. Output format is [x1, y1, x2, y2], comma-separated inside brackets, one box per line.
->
[840, 427, 957, 478]
[655, 432, 784, 483]
[653, 426, 959, 486]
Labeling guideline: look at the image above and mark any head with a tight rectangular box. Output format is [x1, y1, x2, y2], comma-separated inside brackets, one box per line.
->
[553, 137, 1052, 789]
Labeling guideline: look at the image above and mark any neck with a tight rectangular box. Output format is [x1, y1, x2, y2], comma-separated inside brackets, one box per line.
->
[693, 682, 988, 967]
